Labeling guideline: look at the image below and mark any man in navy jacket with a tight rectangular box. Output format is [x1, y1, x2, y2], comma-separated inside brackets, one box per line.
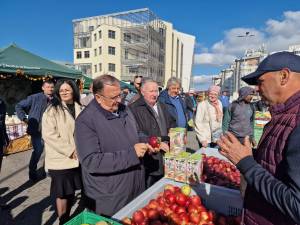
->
[15, 80, 54, 181]
[158, 77, 189, 128]
[75, 74, 152, 216]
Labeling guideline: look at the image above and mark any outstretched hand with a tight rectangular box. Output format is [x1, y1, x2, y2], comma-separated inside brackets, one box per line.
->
[217, 132, 252, 165]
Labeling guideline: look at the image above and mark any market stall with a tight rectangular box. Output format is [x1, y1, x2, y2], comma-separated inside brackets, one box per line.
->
[0, 44, 83, 154]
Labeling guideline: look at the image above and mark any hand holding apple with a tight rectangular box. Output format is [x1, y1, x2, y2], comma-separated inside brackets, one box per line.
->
[134, 143, 148, 157]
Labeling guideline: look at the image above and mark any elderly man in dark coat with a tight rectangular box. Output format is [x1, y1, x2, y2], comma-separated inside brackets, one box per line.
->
[75, 74, 152, 216]
[130, 78, 176, 188]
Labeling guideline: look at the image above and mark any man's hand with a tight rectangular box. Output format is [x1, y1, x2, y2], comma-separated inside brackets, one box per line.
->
[217, 132, 252, 165]
[134, 143, 148, 157]
[160, 142, 170, 153]
[201, 140, 208, 148]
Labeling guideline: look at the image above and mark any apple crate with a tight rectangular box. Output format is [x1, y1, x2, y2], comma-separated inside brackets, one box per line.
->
[112, 178, 243, 221]
[64, 210, 122, 225]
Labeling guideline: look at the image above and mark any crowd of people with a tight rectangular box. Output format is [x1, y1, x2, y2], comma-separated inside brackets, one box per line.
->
[0, 51, 300, 225]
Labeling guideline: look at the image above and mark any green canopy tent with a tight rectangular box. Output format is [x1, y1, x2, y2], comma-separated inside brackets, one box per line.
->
[0, 44, 82, 79]
[82, 74, 136, 93]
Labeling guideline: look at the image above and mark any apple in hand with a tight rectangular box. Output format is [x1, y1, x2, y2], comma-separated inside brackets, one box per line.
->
[148, 136, 161, 148]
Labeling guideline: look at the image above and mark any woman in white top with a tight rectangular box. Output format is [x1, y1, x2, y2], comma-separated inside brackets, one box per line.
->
[42, 79, 83, 225]
[195, 85, 223, 148]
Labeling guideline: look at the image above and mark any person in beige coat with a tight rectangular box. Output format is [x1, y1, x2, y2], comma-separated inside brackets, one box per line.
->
[195, 85, 223, 148]
[42, 79, 83, 225]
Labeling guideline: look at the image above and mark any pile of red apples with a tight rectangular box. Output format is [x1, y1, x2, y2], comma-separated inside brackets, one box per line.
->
[122, 184, 241, 225]
[201, 155, 241, 190]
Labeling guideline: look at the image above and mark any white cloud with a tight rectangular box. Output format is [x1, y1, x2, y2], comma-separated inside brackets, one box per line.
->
[194, 10, 300, 66]
[192, 75, 213, 84]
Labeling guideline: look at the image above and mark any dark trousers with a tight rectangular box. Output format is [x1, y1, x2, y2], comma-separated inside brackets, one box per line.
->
[29, 133, 44, 176]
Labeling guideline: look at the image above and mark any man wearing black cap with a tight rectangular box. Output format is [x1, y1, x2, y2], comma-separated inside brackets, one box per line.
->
[217, 51, 300, 225]
[223, 86, 256, 145]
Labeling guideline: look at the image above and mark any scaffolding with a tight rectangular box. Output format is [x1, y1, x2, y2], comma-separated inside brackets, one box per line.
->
[73, 8, 166, 85]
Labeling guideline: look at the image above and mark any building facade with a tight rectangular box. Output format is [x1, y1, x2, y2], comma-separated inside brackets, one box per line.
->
[73, 8, 195, 89]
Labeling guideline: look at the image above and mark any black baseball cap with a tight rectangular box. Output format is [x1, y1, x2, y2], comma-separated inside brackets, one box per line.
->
[242, 51, 300, 85]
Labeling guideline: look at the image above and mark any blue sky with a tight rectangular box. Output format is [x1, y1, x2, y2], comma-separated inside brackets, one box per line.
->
[1, 0, 300, 90]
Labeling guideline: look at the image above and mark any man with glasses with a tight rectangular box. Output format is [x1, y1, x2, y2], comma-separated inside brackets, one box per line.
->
[126, 75, 143, 105]
[75, 74, 152, 216]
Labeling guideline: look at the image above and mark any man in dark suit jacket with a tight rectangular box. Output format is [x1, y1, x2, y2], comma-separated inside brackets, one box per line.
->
[15, 80, 54, 181]
[130, 78, 177, 187]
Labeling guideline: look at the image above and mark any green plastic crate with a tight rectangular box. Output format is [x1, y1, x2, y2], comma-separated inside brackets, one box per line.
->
[64, 210, 122, 225]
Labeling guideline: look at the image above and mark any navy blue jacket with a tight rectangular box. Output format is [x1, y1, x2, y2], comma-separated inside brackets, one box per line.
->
[158, 90, 189, 128]
[0, 99, 9, 148]
[15, 92, 49, 135]
[75, 99, 145, 216]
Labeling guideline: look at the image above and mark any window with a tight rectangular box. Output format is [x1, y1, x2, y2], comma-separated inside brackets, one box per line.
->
[124, 33, 131, 43]
[108, 46, 115, 55]
[99, 30, 102, 39]
[108, 63, 115, 72]
[76, 51, 82, 59]
[99, 63, 102, 71]
[108, 30, 116, 39]
[84, 51, 90, 58]
[94, 49, 97, 57]
[99, 46, 102, 55]
[94, 65, 97, 73]
[94, 33, 97, 42]
[89, 26, 94, 32]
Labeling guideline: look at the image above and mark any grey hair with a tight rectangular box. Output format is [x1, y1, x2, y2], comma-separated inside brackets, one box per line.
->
[140, 78, 157, 89]
[92, 74, 120, 94]
[167, 77, 181, 89]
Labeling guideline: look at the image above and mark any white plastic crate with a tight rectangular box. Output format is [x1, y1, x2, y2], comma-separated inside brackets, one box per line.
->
[112, 178, 243, 220]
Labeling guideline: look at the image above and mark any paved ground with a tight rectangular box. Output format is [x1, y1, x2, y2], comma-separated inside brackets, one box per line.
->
[0, 131, 199, 225]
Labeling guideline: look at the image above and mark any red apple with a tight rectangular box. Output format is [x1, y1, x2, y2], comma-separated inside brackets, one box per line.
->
[140, 208, 149, 218]
[147, 209, 159, 220]
[165, 193, 176, 204]
[179, 212, 190, 223]
[175, 206, 186, 214]
[133, 210, 145, 224]
[170, 203, 178, 212]
[189, 212, 201, 224]
[148, 136, 161, 148]
[190, 195, 201, 206]
[188, 204, 199, 214]
[148, 200, 159, 209]
[175, 193, 188, 206]
[200, 211, 210, 222]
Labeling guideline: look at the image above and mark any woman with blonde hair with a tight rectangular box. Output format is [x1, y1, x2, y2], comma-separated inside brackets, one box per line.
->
[42, 79, 83, 225]
[195, 85, 223, 148]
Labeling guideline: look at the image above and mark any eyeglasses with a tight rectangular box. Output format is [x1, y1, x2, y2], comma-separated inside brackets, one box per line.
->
[96, 93, 122, 101]
[59, 90, 72, 94]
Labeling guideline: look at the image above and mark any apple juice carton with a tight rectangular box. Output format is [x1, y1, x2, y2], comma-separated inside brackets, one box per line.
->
[169, 127, 187, 154]
[186, 153, 203, 185]
[164, 153, 175, 179]
[174, 152, 191, 183]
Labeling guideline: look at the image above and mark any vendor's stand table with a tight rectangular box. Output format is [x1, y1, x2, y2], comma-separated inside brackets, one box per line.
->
[113, 178, 243, 221]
